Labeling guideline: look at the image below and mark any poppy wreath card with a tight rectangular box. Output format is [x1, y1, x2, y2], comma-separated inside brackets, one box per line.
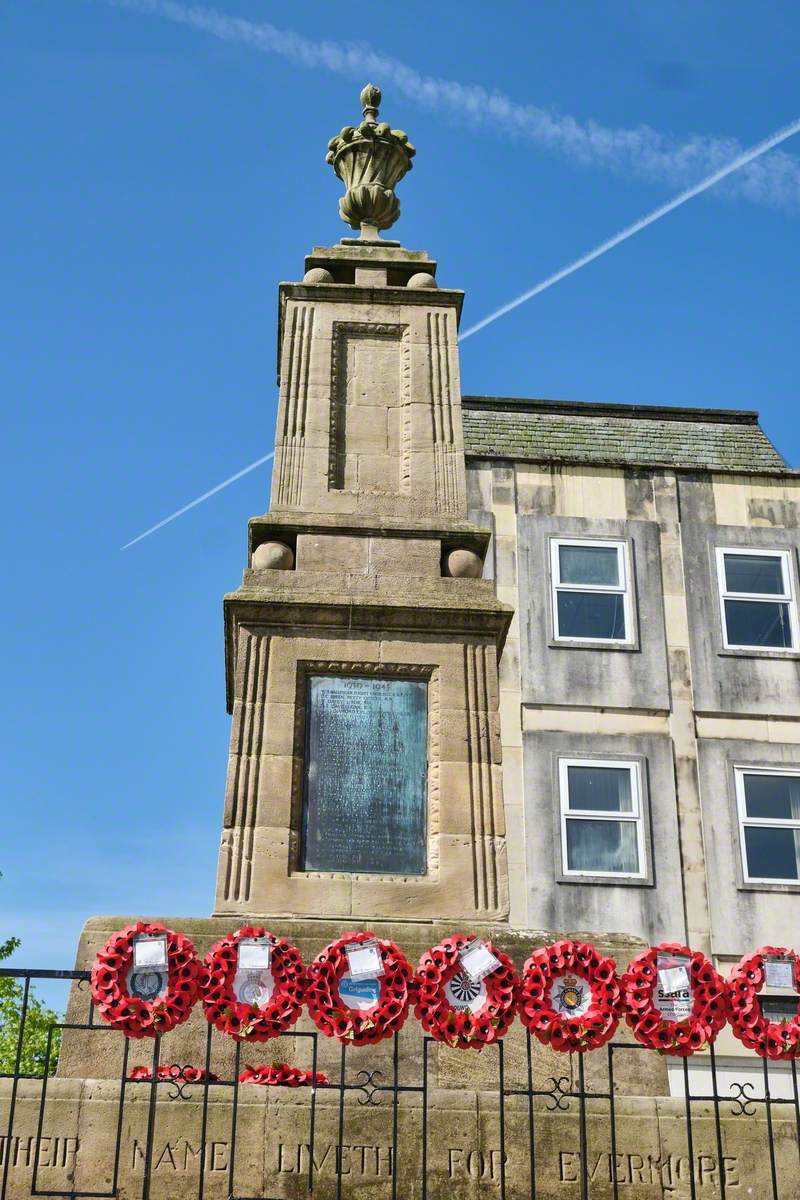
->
[519, 939, 620, 1053]
[727, 946, 800, 1060]
[90, 922, 201, 1038]
[201, 927, 305, 1042]
[305, 931, 414, 1046]
[621, 943, 727, 1056]
[414, 934, 518, 1051]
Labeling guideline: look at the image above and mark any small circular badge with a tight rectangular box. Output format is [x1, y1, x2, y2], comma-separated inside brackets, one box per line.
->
[201, 928, 306, 1043]
[444, 970, 487, 1013]
[130, 969, 165, 1002]
[234, 968, 275, 1008]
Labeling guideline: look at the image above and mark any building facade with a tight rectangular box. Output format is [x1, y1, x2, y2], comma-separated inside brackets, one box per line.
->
[463, 398, 800, 978]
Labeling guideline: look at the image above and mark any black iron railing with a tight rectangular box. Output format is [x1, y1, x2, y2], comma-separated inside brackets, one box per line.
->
[2, 967, 800, 1199]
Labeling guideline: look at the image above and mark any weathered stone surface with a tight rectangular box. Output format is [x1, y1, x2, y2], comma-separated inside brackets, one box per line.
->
[215, 618, 511, 922]
[326, 86, 415, 234]
[462, 397, 790, 474]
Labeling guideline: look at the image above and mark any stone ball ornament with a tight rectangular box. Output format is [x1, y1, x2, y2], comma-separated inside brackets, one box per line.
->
[446, 548, 483, 579]
[252, 540, 294, 570]
[303, 267, 334, 284]
[326, 84, 416, 234]
[407, 272, 437, 290]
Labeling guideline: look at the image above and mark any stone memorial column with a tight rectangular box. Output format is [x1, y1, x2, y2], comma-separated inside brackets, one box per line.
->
[215, 86, 513, 922]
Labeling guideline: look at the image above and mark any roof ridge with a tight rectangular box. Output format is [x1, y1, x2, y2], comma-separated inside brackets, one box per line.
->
[462, 395, 760, 425]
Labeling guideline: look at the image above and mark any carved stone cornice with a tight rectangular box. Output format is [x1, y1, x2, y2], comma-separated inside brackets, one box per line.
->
[222, 590, 513, 713]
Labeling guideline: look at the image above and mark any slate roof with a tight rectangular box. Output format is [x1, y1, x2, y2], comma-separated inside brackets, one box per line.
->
[462, 396, 791, 474]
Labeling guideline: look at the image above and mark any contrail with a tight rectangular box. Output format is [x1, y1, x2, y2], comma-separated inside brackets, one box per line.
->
[121, 117, 800, 546]
[459, 114, 800, 342]
[121, 451, 274, 548]
[97, 0, 800, 212]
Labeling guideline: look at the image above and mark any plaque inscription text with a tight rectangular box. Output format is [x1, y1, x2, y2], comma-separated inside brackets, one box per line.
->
[301, 675, 428, 875]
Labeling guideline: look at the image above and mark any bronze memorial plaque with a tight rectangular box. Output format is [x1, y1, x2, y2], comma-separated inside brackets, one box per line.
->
[301, 674, 428, 874]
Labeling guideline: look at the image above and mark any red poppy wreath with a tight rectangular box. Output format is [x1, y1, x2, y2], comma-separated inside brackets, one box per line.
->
[728, 946, 800, 1060]
[90, 922, 201, 1038]
[201, 927, 305, 1042]
[621, 943, 727, 1056]
[414, 934, 517, 1051]
[305, 932, 414, 1046]
[519, 939, 620, 1053]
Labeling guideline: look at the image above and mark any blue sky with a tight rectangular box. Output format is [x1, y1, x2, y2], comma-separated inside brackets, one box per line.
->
[2, 1, 799, 982]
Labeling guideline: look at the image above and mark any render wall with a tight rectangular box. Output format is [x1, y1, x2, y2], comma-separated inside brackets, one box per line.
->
[467, 459, 800, 964]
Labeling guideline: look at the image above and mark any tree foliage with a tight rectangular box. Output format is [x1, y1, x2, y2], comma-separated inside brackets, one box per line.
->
[0, 892, 62, 1076]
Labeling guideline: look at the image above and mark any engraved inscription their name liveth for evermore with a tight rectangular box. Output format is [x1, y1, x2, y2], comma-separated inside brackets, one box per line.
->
[302, 675, 428, 875]
[0, 1136, 740, 1192]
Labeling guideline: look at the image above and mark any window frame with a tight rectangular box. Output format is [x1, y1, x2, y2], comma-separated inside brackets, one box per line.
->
[549, 537, 634, 646]
[715, 547, 798, 653]
[734, 766, 800, 886]
[558, 757, 647, 880]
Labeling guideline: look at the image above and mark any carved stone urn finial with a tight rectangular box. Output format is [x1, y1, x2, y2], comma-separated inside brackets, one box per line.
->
[326, 84, 416, 238]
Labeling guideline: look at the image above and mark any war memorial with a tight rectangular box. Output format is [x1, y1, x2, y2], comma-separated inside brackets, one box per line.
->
[4, 86, 800, 1199]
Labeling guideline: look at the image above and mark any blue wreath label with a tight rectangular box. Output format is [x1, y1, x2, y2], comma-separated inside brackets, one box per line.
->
[339, 973, 381, 1013]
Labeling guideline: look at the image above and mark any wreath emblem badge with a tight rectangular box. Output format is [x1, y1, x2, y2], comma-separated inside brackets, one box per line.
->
[448, 971, 483, 1006]
[555, 975, 585, 1014]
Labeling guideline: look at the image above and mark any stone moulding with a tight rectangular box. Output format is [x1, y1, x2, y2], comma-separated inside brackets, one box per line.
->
[427, 309, 463, 516]
[275, 304, 314, 508]
[276, 284, 464, 380]
[247, 512, 492, 554]
[464, 642, 501, 913]
[222, 593, 513, 715]
[328, 321, 410, 493]
[219, 629, 270, 906]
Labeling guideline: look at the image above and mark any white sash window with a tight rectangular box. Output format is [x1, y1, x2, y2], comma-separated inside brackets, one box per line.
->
[550, 538, 632, 644]
[559, 759, 645, 878]
[736, 768, 800, 884]
[716, 548, 797, 651]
